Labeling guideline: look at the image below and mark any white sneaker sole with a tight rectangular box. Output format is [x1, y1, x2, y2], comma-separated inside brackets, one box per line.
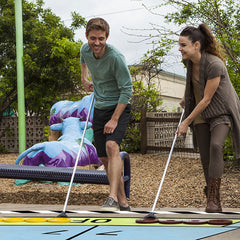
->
[100, 206, 120, 212]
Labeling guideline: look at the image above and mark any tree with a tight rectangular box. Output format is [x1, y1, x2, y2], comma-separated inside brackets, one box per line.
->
[142, 0, 240, 95]
[0, 0, 87, 119]
[140, 0, 239, 160]
[121, 65, 162, 152]
[167, 0, 239, 90]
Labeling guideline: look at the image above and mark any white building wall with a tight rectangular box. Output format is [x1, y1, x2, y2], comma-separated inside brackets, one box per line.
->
[135, 70, 195, 150]
[139, 70, 186, 112]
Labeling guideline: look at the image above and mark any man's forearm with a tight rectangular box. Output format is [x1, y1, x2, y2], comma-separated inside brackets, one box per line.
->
[111, 103, 127, 122]
[81, 63, 88, 83]
[81, 63, 93, 92]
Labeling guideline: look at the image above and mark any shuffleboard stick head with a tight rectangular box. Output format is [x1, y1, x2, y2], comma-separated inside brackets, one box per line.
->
[57, 211, 69, 218]
[136, 212, 159, 224]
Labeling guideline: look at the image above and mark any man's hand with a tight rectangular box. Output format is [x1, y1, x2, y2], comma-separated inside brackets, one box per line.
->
[82, 80, 94, 92]
[81, 63, 93, 92]
[103, 103, 127, 134]
[104, 119, 118, 134]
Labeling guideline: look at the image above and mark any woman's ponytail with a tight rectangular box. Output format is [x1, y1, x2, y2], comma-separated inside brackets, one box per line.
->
[198, 23, 226, 62]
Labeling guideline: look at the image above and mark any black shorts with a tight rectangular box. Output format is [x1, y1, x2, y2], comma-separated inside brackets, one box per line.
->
[93, 104, 131, 157]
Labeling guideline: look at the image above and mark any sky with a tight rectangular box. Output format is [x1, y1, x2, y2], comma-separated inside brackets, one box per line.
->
[29, 0, 186, 76]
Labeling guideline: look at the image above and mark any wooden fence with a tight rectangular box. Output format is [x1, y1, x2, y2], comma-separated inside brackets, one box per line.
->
[140, 110, 198, 157]
[0, 116, 48, 153]
[1, 114, 198, 157]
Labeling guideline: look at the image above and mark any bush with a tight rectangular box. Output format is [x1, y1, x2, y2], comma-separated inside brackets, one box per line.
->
[0, 145, 8, 153]
[121, 126, 141, 153]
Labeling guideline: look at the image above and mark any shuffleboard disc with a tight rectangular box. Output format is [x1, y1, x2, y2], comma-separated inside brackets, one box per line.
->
[4, 218, 26, 223]
[136, 217, 159, 224]
[47, 217, 71, 223]
[183, 219, 208, 225]
[159, 219, 183, 224]
[25, 218, 48, 223]
[208, 219, 232, 225]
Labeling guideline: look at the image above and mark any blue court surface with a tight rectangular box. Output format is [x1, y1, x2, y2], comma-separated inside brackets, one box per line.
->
[0, 217, 240, 240]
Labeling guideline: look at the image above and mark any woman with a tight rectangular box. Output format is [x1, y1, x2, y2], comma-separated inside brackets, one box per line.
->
[177, 23, 240, 213]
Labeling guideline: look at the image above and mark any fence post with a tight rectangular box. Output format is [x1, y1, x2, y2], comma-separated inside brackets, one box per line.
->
[140, 109, 147, 154]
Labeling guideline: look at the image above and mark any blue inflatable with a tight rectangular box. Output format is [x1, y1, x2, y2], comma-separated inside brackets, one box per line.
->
[16, 93, 101, 168]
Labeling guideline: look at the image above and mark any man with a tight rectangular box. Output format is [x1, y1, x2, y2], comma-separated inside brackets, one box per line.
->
[80, 18, 132, 211]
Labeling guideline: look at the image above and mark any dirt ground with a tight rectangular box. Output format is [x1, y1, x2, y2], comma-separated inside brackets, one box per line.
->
[0, 153, 239, 209]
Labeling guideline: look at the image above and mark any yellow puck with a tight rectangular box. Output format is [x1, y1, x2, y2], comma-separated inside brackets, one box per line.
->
[25, 218, 48, 223]
[0, 217, 4, 222]
[47, 217, 71, 223]
[4, 218, 26, 223]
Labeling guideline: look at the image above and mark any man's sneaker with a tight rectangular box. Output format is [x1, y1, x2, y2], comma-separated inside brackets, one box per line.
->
[119, 205, 131, 211]
[100, 197, 120, 211]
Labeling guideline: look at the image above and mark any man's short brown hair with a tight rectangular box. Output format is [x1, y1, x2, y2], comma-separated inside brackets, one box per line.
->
[86, 18, 110, 38]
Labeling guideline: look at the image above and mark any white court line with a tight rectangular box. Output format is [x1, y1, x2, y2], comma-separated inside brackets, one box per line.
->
[68, 210, 101, 214]
[0, 210, 239, 215]
[0, 211, 20, 214]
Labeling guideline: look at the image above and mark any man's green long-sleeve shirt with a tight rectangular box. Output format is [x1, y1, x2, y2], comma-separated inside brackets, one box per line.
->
[80, 43, 132, 110]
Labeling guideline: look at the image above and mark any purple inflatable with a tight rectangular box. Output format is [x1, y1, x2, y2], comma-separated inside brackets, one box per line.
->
[16, 94, 102, 168]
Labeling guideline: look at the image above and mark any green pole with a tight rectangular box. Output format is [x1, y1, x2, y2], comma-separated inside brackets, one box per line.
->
[15, 0, 26, 153]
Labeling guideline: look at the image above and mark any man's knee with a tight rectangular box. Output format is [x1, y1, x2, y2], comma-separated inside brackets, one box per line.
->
[106, 140, 119, 155]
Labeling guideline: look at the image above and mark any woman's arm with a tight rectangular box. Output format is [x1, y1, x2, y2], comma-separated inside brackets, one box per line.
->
[177, 76, 220, 137]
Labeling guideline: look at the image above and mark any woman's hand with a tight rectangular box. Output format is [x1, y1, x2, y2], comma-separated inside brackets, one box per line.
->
[176, 120, 189, 138]
[179, 97, 185, 109]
